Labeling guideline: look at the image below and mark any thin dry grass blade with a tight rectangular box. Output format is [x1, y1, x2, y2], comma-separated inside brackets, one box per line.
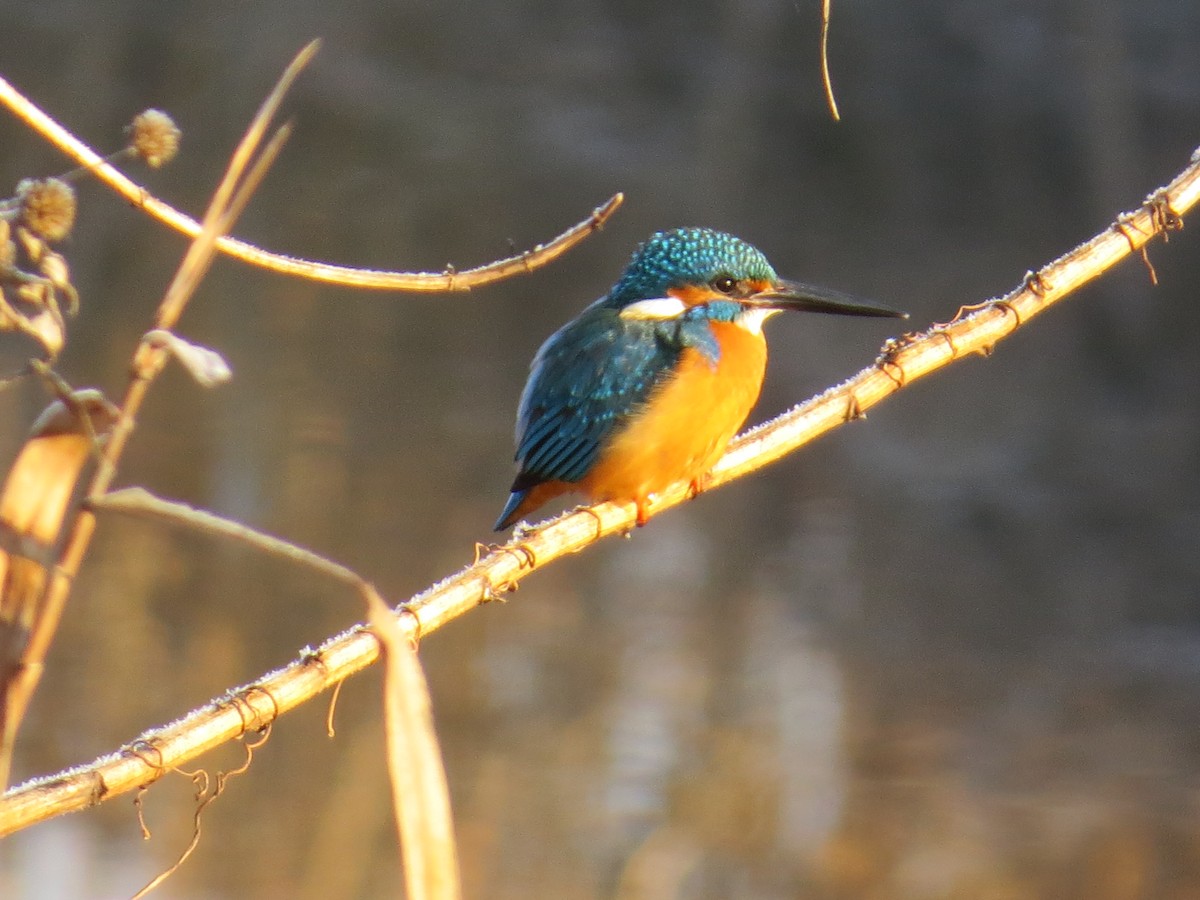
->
[366, 588, 462, 900]
[90, 488, 364, 588]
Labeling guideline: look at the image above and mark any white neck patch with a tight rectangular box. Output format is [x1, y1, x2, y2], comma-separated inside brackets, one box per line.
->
[619, 297, 688, 321]
[618, 298, 778, 335]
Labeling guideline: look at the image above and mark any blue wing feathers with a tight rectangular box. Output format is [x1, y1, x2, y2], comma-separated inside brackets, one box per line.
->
[511, 303, 683, 488]
[509, 298, 727, 490]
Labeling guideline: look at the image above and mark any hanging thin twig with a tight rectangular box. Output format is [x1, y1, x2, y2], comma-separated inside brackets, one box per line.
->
[820, 0, 840, 121]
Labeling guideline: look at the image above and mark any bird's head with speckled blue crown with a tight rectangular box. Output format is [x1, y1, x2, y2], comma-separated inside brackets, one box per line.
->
[606, 228, 778, 306]
[495, 227, 907, 531]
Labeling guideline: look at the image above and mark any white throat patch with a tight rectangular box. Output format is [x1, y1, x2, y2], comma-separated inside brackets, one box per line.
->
[736, 306, 778, 335]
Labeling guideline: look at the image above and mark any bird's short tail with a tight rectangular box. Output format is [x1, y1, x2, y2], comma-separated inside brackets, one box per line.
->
[494, 479, 575, 531]
[493, 490, 529, 532]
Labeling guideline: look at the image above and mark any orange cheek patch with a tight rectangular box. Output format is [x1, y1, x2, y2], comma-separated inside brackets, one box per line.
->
[667, 284, 722, 307]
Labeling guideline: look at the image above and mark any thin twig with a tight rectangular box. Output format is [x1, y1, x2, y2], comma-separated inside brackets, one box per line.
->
[1, 143, 1196, 834]
[820, 0, 840, 121]
[0, 66, 623, 291]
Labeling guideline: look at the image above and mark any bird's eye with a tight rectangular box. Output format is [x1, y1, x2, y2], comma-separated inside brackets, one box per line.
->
[711, 275, 738, 295]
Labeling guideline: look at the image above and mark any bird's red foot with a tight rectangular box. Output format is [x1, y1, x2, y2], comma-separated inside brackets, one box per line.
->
[687, 473, 713, 499]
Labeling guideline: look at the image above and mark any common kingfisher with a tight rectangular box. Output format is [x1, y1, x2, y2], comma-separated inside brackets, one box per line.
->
[495, 228, 905, 531]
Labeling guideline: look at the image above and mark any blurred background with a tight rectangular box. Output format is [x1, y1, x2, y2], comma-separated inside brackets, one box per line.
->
[1, 1, 1199, 897]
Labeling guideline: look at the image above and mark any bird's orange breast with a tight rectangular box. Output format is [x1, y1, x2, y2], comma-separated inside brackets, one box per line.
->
[580, 320, 767, 507]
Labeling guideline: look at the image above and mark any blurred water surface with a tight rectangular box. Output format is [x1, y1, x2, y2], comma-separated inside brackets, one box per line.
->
[0, 1, 1199, 897]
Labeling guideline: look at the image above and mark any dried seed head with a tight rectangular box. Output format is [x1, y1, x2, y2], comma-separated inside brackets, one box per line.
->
[16, 178, 76, 242]
[128, 108, 181, 168]
[143, 329, 233, 387]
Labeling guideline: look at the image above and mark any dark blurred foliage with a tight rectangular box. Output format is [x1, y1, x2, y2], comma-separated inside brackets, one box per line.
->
[0, 1, 1199, 897]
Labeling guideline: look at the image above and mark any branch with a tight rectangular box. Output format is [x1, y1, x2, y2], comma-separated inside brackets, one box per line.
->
[1, 144, 1197, 836]
[92, 487, 463, 897]
[0, 64, 623, 292]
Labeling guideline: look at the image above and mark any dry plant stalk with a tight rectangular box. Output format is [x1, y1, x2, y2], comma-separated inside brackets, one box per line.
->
[0, 39, 314, 792]
[2, 143, 1196, 837]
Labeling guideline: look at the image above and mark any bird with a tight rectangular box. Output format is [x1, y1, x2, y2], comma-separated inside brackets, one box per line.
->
[494, 227, 906, 531]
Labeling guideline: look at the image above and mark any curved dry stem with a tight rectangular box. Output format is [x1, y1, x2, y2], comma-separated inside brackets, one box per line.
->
[0, 67, 623, 292]
[1, 144, 1197, 836]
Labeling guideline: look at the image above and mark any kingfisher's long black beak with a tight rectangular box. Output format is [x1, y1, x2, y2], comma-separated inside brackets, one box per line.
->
[748, 279, 907, 319]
